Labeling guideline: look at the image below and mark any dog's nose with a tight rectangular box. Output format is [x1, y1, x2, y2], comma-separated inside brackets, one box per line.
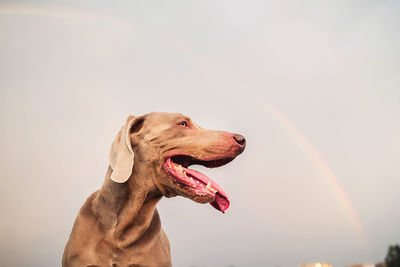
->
[233, 134, 246, 146]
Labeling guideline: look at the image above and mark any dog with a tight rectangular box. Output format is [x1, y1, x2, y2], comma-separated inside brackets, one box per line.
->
[63, 112, 246, 266]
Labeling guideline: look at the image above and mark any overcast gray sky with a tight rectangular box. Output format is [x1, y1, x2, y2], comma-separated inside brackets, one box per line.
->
[0, 1, 399, 266]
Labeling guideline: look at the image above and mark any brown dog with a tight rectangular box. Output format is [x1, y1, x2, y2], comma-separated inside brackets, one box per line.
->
[62, 112, 246, 267]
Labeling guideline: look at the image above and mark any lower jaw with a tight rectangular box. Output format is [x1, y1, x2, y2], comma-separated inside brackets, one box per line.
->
[163, 158, 230, 212]
[170, 178, 215, 203]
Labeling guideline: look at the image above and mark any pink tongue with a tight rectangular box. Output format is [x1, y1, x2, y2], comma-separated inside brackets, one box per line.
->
[184, 168, 230, 213]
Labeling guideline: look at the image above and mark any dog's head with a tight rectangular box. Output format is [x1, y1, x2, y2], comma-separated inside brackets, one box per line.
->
[109, 112, 245, 212]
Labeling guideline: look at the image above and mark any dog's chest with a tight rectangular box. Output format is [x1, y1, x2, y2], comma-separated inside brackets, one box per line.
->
[87, 229, 172, 267]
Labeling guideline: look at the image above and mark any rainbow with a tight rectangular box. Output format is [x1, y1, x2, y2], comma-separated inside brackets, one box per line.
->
[247, 89, 369, 249]
[267, 102, 369, 245]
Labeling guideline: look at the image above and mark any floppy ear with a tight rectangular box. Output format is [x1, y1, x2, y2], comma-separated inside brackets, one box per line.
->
[109, 115, 139, 183]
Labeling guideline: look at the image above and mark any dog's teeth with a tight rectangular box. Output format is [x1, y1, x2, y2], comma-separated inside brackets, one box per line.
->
[204, 182, 217, 193]
[206, 182, 211, 190]
[176, 164, 186, 174]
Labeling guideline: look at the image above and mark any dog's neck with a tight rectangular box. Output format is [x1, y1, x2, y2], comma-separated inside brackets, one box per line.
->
[94, 166, 163, 248]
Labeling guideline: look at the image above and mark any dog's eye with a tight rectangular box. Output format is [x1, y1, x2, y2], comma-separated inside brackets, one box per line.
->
[177, 121, 188, 127]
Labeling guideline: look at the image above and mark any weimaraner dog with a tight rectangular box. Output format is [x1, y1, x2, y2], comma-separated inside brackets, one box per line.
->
[63, 112, 246, 267]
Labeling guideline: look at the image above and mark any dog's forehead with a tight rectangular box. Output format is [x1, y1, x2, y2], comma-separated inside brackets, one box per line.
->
[144, 112, 190, 124]
[137, 113, 188, 138]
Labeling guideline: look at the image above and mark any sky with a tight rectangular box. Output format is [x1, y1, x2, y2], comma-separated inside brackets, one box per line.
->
[0, 0, 399, 266]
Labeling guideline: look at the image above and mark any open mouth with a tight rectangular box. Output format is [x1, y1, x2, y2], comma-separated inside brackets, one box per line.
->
[163, 155, 235, 213]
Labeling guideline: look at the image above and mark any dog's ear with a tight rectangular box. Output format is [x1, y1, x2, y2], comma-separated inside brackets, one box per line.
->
[109, 115, 143, 183]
